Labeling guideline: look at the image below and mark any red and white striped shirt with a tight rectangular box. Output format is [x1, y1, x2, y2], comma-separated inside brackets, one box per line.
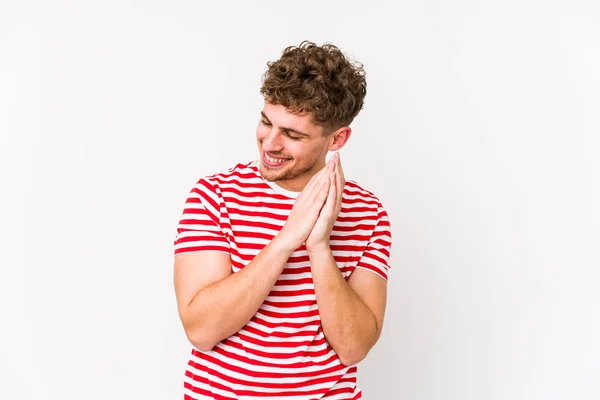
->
[174, 161, 392, 400]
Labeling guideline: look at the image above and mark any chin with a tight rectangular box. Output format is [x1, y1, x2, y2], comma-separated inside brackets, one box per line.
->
[259, 164, 286, 182]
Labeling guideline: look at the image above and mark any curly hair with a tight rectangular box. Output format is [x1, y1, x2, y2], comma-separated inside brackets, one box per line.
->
[260, 41, 367, 132]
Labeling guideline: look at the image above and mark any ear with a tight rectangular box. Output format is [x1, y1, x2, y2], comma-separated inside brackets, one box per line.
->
[328, 127, 352, 151]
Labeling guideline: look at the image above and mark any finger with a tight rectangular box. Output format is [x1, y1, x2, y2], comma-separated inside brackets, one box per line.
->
[335, 165, 343, 208]
[313, 175, 331, 211]
[307, 158, 336, 197]
[323, 170, 336, 215]
[328, 157, 336, 173]
[303, 167, 327, 198]
[309, 158, 334, 185]
[336, 153, 345, 183]
[306, 165, 326, 187]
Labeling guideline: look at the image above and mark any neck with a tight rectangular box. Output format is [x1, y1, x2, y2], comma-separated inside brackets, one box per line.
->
[274, 159, 327, 192]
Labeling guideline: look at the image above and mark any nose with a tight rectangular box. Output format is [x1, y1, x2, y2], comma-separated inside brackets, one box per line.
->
[262, 128, 284, 151]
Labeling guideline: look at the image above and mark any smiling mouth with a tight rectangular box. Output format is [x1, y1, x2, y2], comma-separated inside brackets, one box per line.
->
[263, 152, 292, 167]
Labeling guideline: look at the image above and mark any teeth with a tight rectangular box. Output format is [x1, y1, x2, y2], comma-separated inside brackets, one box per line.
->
[265, 154, 289, 164]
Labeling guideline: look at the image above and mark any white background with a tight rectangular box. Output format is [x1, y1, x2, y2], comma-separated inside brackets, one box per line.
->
[1, 1, 599, 399]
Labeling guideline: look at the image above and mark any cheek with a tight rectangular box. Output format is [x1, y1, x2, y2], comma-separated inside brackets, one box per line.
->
[256, 125, 269, 142]
[288, 142, 313, 161]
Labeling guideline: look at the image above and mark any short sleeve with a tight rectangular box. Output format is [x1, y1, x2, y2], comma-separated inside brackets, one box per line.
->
[354, 204, 392, 281]
[173, 177, 230, 256]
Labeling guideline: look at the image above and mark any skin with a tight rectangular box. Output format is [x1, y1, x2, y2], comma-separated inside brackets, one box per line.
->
[174, 101, 388, 366]
[257, 102, 344, 191]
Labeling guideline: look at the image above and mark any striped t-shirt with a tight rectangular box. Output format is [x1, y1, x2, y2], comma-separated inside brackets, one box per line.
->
[174, 160, 392, 400]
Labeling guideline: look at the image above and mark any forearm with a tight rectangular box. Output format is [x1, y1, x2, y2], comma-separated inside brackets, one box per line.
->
[184, 235, 295, 350]
[308, 244, 379, 366]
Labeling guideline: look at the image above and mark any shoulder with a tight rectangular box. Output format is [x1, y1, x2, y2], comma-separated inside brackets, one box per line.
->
[204, 160, 256, 180]
[343, 180, 392, 244]
[196, 160, 263, 194]
[344, 179, 386, 209]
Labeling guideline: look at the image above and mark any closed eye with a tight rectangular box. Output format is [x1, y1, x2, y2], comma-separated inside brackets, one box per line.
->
[285, 133, 302, 141]
[261, 119, 303, 140]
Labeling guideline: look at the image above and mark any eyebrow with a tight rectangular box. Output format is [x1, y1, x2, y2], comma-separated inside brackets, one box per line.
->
[261, 111, 311, 137]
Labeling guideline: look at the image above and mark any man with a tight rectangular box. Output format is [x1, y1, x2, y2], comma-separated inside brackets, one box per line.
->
[173, 41, 392, 400]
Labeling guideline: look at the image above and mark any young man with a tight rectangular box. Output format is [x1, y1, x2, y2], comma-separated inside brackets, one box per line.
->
[173, 41, 392, 400]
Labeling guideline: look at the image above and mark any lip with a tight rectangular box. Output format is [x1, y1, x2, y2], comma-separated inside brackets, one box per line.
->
[263, 152, 291, 167]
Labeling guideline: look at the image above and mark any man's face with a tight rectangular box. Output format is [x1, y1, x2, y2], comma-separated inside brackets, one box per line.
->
[256, 102, 332, 191]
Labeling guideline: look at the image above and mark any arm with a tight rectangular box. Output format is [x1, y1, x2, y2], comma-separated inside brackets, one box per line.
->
[174, 235, 296, 351]
[306, 153, 391, 366]
[174, 163, 334, 351]
[308, 245, 387, 366]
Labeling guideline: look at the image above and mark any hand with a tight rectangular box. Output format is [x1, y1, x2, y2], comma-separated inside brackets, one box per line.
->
[278, 157, 336, 250]
[305, 152, 345, 252]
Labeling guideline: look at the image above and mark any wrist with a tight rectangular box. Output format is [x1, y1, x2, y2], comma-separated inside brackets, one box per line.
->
[306, 241, 331, 256]
[273, 230, 301, 254]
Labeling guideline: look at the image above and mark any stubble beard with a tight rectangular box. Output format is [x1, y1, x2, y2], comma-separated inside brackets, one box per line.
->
[259, 160, 316, 183]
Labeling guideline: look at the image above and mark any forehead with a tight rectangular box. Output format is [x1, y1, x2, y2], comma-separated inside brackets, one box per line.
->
[262, 102, 323, 135]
